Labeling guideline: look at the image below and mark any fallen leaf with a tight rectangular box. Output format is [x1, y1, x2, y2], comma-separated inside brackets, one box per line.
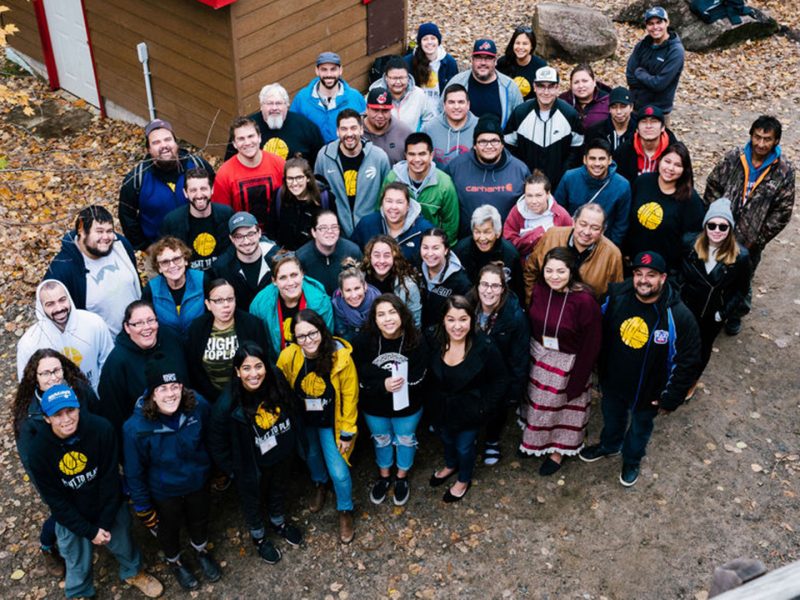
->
[751, 464, 764, 473]
[10, 569, 24, 580]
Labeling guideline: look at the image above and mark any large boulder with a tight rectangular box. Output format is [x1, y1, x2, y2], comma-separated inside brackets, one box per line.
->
[616, 0, 779, 52]
[534, 3, 618, 62]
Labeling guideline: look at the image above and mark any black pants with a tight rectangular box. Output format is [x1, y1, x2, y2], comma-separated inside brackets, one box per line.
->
[485, 406, 508, 444]
[696, 313, 724, 376]
[732, 246, 762, 320]
[238, 457, 292, 536]
[153, 486, 210, 560]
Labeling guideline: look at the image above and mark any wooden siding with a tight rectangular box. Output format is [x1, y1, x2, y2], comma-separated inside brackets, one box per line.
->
[4, 0, 46, 64]
[230, 0, 405, 116]
[83, 0, 237, 155]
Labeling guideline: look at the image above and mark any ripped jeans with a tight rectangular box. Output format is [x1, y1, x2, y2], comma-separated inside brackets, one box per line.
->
[363, 409, 423, 472]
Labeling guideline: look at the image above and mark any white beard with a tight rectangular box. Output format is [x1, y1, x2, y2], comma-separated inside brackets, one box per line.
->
[267, 115, 285, 129]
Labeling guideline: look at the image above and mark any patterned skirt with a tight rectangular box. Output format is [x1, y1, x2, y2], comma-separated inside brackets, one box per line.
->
[519, 339, 590, 456]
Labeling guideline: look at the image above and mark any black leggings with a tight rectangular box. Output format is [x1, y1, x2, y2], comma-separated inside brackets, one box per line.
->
[153, 486, 211, 560]
[237, 458, 292, 536]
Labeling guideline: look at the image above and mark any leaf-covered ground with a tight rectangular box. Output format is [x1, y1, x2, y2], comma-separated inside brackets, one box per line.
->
[0, 1, 799, 598]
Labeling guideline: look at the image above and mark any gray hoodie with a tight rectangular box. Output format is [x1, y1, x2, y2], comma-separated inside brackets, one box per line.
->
[423, 112, 478, 168]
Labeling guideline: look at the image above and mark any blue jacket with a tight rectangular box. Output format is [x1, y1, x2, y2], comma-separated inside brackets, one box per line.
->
[146, 268, 206, 339]
[44, 231, 139, 311]
[626, 31, 685, 113]
[249, 276, 334, 360]
[553, 163, 632, 247]
[290, 78, 367, 143]
[123, 395, 212, 509]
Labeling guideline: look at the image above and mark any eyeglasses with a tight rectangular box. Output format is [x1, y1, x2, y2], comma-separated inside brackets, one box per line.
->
[286, 175, 307, 183]
[208, 296, 235, 305]
[295, 330, 320, 344]
[232, 230, 260, 241]
[157, 255, 184, 268]
[37, 366, 63, 379]
[478, 281, 504, 291]
[706, 222, 730, 232]
[315, 225, 339, 233]
[475, 139, 502, 148]
[128, 317, 157, 329]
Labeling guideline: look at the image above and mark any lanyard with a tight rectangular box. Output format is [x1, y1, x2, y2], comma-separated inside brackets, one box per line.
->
[543, 287, 569, 340]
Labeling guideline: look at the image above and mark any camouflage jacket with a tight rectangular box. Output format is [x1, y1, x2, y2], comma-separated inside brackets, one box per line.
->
[704, 147, 795, 251]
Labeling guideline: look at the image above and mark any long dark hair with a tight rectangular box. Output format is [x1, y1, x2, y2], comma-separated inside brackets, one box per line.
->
[468, 262, 509, 318]
[366, 293, 419, 348]
[542, 247, 590, 294]
[435, 295, 476, 354]
[142, 385, 197, 420]
[14, 349, 89, 438]
[658, 142, 695, 203]
[292, 309, 337, 376]
[411, 47, 432, 90]
[361, 234, 421, 296]
[283, 156, 322, 206]
[231, 342, 292, 419]
[503, 26, 537, 65]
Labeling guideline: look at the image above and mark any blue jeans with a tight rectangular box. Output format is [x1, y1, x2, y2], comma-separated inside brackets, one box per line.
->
[304, 427, 353, 511]
[438, 428, 479, 483]
[364, 409, 423, 472]
[56, 503, 141, 599]
[598, 392, 657, 466]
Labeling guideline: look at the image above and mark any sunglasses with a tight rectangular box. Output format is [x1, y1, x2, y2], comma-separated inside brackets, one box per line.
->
[706, 222, 730, 232]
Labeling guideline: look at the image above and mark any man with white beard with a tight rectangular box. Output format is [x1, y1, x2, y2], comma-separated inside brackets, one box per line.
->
[224, 84, 323, 162]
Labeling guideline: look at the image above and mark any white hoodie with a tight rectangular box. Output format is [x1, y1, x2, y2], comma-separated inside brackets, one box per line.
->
[16, 280, 114, 390]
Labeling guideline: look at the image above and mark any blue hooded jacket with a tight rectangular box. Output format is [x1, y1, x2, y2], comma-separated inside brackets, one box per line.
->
[290, 77, 367, 143]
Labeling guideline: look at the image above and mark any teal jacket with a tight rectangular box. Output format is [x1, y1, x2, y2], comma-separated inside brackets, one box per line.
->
[249, 276, 334, 360]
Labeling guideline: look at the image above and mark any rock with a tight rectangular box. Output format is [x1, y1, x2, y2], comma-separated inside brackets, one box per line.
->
[615, 0, 779, 52]
[533, 3, 618, 63]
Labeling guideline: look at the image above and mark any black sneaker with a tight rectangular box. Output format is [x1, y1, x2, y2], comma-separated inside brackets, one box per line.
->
[255, 539, 282, 564]
[196, 551, 221, 582]
[483, 442, 501, 466]
[620, 463, 640, 487]
[578, 444, 621, 463]
[169, 561, 199, 591]
[272, 522, 304, 547]
[370, 477, 392, 504]
[393, 478, 410, 506]
[724, 317, 742, 336]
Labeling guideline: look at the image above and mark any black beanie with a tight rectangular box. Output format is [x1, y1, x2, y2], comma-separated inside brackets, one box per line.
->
[473, 114, 503, 143]
[145, 352, 183, 391]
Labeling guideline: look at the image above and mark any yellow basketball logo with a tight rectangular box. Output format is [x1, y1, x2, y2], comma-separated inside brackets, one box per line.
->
[193, 232, 216, 257]
[620, 317, 650, 349]
[514, 76, 531, 98]
[264, 137, 289, 160]
[255, 404, 280, 430]
[300, 372, 326, 397]
[62, 347, 83, 367]
[637, 202, 664, 230]
[344, 170, 358, 197]
[282, 317, 293, 344]
[59, 451, 88, 476]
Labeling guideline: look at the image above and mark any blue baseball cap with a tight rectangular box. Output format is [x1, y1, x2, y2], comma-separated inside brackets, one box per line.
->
[41, 384, 80, 417]
[644, 6, 668, 22]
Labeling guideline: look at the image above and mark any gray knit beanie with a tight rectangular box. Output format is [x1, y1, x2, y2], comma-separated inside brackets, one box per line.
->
[703, 197, 735, 228]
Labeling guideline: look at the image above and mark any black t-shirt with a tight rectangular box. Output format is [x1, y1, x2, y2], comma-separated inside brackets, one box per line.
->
[366, 272, 393, 294]
[278, 296, 299, 348]
[250, 401, 296, 468]
[294, 357, 335, 428]
[169, 284, 185, 309]
[239, 257, 263, 290]
[187, 215, 221, 270]
[496, 55, 547, 101]
[339, 150, 365, 212]
[467, 75, 502, 121]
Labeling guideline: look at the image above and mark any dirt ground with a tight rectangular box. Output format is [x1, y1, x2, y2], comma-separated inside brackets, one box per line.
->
[1, 1, 799, 599]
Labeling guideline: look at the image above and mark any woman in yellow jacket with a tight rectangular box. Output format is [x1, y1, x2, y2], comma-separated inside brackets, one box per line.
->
[276, 309, 359, 544]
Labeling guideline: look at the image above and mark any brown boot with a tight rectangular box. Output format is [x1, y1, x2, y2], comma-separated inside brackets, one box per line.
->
[41, 548, 65, 578]
[309, 483, 327, 513]
[124, 571, 164, 598]
[338, 511, 354, 544]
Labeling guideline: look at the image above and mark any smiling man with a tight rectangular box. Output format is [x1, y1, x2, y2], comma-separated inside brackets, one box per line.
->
[523, 202, 623, 304]
[118, 120, 215, 251]
[314, 109, 391, 237]
[579, 251, 699, 487]
[17, 280, 113, 390]
[290, 52, 367, 143]
[212, 117, 285, 233]
[626, 6, 685, 118]
[424, 84, 478, 168]
[554, 138, 631, 246]
[45, 206, 141, 336]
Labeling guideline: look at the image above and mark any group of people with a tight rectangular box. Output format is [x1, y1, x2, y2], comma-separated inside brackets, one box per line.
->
[14, 7, 795, 598]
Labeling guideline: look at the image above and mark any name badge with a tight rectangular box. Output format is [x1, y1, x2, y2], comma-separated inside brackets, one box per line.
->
[542, 336, 560, 351]
[305, 397, 324, 411]
[257, 435, 277, 455]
